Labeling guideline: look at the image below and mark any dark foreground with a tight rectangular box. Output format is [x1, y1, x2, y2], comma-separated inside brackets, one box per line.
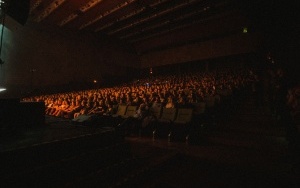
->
[1, 94, 299, 188]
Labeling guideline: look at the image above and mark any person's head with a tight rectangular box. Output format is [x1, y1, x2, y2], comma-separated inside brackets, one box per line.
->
[139, 103, 146, 110]
[178, 96, 185, 103]
[93, 101, 98, 107]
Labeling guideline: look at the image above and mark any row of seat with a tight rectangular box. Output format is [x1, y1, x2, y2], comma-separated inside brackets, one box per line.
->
[107, 104, 209, 143]
[112, 104, 201, 124]
[72, 92, 236, 143]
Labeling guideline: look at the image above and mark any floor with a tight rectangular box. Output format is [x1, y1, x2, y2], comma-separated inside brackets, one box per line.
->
[1, 94, 299, 187]
[122, 95, 299, 187]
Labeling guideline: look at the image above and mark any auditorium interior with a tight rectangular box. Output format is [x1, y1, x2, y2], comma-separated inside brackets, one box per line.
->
[0, 0, 299, 187]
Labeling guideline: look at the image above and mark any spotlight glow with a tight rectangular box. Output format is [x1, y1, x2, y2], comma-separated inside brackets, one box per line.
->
[0, 88, 6, 92]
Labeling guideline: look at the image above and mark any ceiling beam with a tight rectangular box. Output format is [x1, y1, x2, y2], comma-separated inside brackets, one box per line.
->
[106, 0, 199, 35]
[35, 0, 67, 22]
[30, 0, 43, 14]
[79, 0, 137, 30]
[58, 0, 104, 26]
[94, 7, 146, 32]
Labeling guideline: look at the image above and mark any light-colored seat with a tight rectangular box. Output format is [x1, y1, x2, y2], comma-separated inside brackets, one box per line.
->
[153, 108, 177, 139]
[172, 108, 194, 142]
[112, 105, 127, 117]
[123, 105, 137, 118]
[174, 108, 193, 124]
[149, 106, 162, 119]
[158, 108, 177, 123]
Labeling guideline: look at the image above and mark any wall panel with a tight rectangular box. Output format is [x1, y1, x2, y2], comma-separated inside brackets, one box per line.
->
[140, 32, 262, 68]
[1, 17, 138, 94]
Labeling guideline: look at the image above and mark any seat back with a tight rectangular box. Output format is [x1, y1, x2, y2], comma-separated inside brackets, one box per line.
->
[124, 105, 137, 118]
[174, 108, 193, 124]
[150, 106, 162, 119]
[116, 105, 127, 117]
[112, 104, 119, 114]
[159, 108, 177, 122]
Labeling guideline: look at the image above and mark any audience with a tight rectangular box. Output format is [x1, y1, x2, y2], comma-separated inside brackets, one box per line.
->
[22, 68, 255, 120]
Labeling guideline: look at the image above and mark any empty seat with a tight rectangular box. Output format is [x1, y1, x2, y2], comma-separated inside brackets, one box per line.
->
[108, 105, 128, 127]
[123, 105, 138, 118]
[149, 106, 162, 119]
[174, 108, 193, 124]
[171, 108, 193, 142]
[192, 102, 207, 126]
[112, 105, 128, 117]
[158, 108, 177, 123]
[139, 106, 162, 136]
[112, 104, 119, 114]
[154, 108, 177, 139]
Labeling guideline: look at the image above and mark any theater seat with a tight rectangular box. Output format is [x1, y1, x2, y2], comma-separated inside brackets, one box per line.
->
[158, 108, 177, 123]
[72, 114, 93, 126]
[154, 108, 177, 140]
[123, 105, 137, 118]
[109, 105, 128, 127]
[150, 106, 162, 119]
[174, 108, 193, 124]
[192, 102, 207, 128]
[112, 105, 128, 118]
[140, 106, 162, 137]
[171, 108, 193, 142]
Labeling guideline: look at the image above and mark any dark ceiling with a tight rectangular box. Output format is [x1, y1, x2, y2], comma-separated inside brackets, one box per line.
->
[29, 1, 238, 37]
[27, 0, 293, 54]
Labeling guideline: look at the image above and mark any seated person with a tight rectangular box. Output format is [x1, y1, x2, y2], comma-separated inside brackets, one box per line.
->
[88, 101, 107, 115]
[53, 100, 69, 117]
[165, 96, 175, 108]
[103, 103, 114, 116]
[48, 100, 62, 116]
[61, 100, 81, 118]
[151, 97, 162, 108]
[134, 103, 148, 120]
[73, 101, 88, 119]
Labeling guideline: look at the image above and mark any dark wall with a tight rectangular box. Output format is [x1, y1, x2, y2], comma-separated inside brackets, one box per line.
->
[1, 17, 139, 96]
[140, 32, 262, 68]
[137, 10, 262, 68]
[236, 0, 300, 83]
[134, 12, 251, 54]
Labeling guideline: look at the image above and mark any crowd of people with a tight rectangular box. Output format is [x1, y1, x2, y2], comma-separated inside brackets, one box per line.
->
[22, 68, 255, 121]
[20, 65, 300, 159]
